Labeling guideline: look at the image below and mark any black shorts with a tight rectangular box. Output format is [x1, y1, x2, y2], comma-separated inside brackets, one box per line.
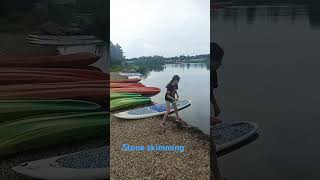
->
[165, 94, 174, 103]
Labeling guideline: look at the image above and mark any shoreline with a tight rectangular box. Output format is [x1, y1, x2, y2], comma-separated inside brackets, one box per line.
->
[110, 73, 210, 179]
[111, 113, 210, 179]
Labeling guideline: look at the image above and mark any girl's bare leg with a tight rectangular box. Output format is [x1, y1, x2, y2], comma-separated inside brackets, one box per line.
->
[172, 102, 181, 121]
[160, 101, 171, 128]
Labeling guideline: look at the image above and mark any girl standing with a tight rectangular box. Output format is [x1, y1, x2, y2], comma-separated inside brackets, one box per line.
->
[160, 75, 183, 128]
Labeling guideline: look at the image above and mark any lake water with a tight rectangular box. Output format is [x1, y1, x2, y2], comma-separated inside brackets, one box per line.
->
[213, 3, 320, 180]
[141, 63, 210, 135]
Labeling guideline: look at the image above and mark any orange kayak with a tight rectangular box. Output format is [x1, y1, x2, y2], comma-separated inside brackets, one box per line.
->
[0, 53, 99, 68]
[0, 69, 109, 85]
[0, 81, 108, 92]
[111, 87, 160, 96]
[110, 78, 141, 83]
[110, 83, 145, 88]
[0, 68, 109, 79]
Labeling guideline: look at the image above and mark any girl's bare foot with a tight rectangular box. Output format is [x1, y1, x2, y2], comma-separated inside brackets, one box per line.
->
[160, 122, 165, 128]
[211, 117, 222, 125]
[175, 118, 184, 123]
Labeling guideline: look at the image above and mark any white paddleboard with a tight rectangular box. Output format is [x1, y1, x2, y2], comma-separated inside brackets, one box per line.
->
[13, 146, 109, 180]
[114, 100, 191, 119]
[212, 121, 259, 152]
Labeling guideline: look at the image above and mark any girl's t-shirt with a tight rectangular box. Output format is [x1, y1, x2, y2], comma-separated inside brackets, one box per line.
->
[166, 83, 178, 99]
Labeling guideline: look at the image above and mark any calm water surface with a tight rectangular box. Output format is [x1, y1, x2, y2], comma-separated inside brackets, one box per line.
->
[213, 3, 320, 180]
[141, 63, 210, 135]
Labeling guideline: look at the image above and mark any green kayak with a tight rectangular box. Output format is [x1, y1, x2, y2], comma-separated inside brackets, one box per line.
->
[110, 92, 142, 100]
[0, 112, 109, 156]
[0, 100, 101, 124]
[110, 97, 151, 111]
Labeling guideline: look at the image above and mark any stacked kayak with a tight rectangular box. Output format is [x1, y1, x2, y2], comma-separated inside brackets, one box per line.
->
[110, 83, 145, 88]
[0, 112, 109, 156]
[0, 53, 99, 68]
[0, 49, 109, 158]
[110, 97, 151, 111]
[0, 81, 108, 108]
[110, 78, 141, 83]
[109, 73, 160, 111]
[0, 68, 108, 85]
[27, 35, 104, 46]
[0, 100, 101, 123]
[110, 92, 142, 100]
[111, 87, 160, 96]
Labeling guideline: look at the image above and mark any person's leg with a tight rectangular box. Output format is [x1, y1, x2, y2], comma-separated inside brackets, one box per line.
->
[211, 132, 224, 180]
[172, 102, 181, 121]
[160, 101, 171, 128]
[211, 91, 222, 124]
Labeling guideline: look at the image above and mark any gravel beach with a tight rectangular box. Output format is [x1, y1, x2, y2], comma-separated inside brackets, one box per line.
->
[110, 113, 210, 179]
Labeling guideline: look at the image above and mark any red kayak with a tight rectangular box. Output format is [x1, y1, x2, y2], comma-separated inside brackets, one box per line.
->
[110, 78, 141, 83]
[0, 69, 109, 85]
[0, 68, 109, 79]
[0, 53, 99, 68]
[110, 83, 145, 88]
[111, 87, 160, 96]
[0, 80, 109, 92]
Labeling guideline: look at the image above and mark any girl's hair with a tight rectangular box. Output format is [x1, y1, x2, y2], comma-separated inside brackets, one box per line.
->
[166, 75, 180, 88]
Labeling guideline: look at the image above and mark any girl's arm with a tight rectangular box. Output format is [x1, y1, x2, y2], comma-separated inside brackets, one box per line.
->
[175, 91, 179, 99]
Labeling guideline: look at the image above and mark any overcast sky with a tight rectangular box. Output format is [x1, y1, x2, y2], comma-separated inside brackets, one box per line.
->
[111, 0, 210, 58]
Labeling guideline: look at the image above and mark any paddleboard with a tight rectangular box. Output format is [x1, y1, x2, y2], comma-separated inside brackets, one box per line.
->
[114, 100, 191, 119]
[212, 121, 258, 152]
[13, 146, 109, 180]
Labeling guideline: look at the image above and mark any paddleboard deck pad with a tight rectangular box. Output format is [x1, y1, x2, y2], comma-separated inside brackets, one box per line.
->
[13, 146, 109, 180]
[114, 100, 191, 119]
[212, 121, 258, 152]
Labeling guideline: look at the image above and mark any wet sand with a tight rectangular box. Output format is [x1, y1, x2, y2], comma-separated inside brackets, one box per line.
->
[110, 74, 210, 179]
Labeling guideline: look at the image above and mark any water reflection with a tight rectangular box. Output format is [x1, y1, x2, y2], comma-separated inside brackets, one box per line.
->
[139, 63, 209, 79]
[141, 63, 210, 134]
[212, 3, 320, 29]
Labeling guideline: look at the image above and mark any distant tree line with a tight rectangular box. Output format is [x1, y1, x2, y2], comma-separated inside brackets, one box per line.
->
[110, 42, 125, 65]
